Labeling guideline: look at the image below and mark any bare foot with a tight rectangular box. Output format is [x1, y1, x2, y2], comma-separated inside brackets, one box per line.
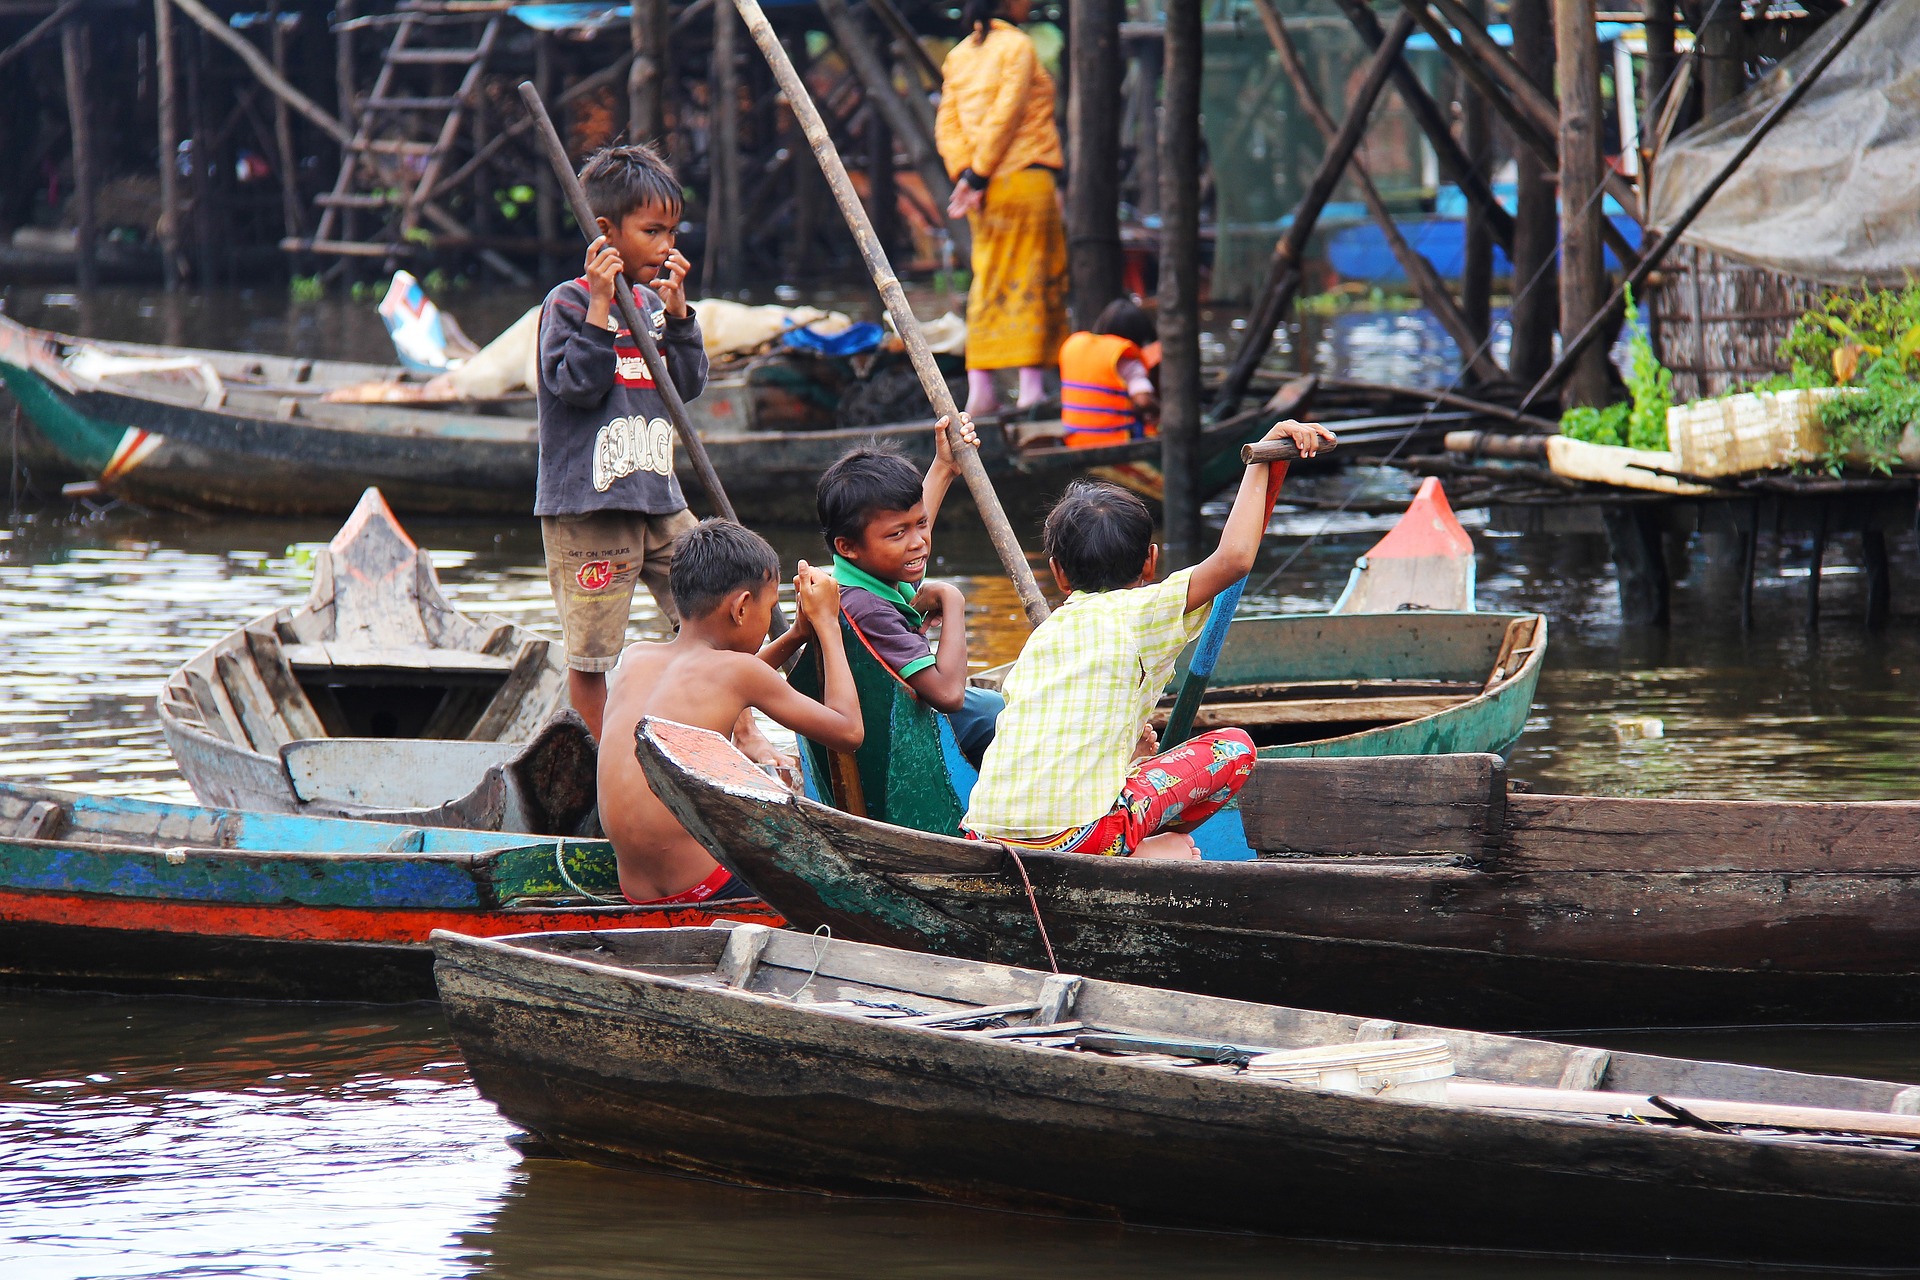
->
[1130, 833, 1200, 860]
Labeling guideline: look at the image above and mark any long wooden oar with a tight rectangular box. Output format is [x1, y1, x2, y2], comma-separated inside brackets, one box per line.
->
[516, 82, 785, 636]
[727, 0, 1051, 629]
[1161, 431, 1333, 748]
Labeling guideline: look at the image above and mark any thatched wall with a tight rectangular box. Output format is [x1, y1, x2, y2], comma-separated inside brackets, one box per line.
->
[1647, 243, 1827, 402]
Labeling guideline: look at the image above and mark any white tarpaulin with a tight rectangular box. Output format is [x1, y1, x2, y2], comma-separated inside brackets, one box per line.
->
[1647, 0, 1920, 285]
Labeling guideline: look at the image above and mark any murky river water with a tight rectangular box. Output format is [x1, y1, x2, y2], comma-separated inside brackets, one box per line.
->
[4, 286, 1920, 1276]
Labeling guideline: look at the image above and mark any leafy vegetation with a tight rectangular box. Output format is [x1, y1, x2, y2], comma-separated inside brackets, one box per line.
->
[1558, 286, 1671, 449]
[288, 274, 324, 303]
[1560, 401, 1631, 446]
[1766, 286, 1920, 473]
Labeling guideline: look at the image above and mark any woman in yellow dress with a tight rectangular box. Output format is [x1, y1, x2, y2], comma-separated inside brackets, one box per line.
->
[936, 0, 1070, 416]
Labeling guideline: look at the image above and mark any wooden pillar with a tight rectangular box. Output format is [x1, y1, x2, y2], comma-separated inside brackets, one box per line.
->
[866, 104, 897, 261]
[155, 0, 183, 289]
[1805, 503, 1827, 630]
[1698, 0, 1742, 115]
[631, 0, 668, 145]
[1641, 0, 1675, 164]
[1130, 37, 1160, 220]
[1508, 0, 1556, 386]
[59, 21, 97, 290]
[1553, 0, 1609, 408]
[268, 0, 305, 241]
[1602, 503, 1669, 626]
[707, 0, 743, 292]
[1863, 528, 1890, 630]
[782, 33, 819, 278]
[1739, 506, 1758, 631]
[1158, 0, 1203, 566]
[335, 0, 355, 128]
[1067, 0, 1123, 327]
[535, 35, 561, 284]
[1459, 0, 1492, 362]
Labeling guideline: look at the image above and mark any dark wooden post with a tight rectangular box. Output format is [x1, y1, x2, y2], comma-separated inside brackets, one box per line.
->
[1805, 503, 1828, 630]
[1863, 527, 1890, 629]
[866, 105, 897, 260]
[1508, 0, 1556, 386]
[1602, 504, 1669, 626]
[1459, 0, 1492, 359]
[59, 20, 97, 290]
[268, 0, 306, 241]
[1159, 0, 1203, 566]
[708, 0, 743, 291]
[335, 0, 355, 128]
[156, 0, 183, 289]
[1641, 0, 1675, 164]
[1553, 0, 1609, 409]
[1698, 0, 1742, 115]
[1067, 0, 1123, 326]
[534, 34, 561, 283]
[1130, 35, 1160, 220]
[632, 0, 669, 144]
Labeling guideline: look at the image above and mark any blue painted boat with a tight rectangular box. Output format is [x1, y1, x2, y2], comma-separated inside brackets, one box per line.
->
[1327, 213, 1644, 284]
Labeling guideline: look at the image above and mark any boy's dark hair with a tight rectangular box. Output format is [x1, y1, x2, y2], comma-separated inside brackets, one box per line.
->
[579, 143, 683, 226]
[817, 446, 924, 555]
[1044, 480, 1155, 592]
[669, 519, 780, 619]
[1093, 299, 1158, 349]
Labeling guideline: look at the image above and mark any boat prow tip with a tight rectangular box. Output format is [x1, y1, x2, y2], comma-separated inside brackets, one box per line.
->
[328, 487, 418, 557]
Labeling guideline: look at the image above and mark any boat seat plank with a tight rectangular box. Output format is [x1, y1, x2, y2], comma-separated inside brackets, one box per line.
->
[243, 628, 329, 741]
[7, 799, 70, 841]
[215, 651, 294, 752]
[466, 639, 552, 742]
[1240, 754, 1507, 858]
[1501, 794, 1920, 873]
[1162, 693, 1476, 731]
[183, 668, 245, 746]
[282, 643, 514, 674]
[283, 738, 519, 808]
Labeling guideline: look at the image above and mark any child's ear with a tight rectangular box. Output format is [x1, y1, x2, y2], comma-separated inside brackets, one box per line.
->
[730, 589, 752, 626]
[831, 535, 859, 561]
[1139, 544, 1160, 584]
[1048, 557, 1072, 593]
[595, 215, 613, 238]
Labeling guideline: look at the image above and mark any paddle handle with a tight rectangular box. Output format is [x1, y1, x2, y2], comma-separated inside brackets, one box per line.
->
[1160, 462, 1290, 749]
[1241, 436, 1337, 465]
[515, 82, 786, 639]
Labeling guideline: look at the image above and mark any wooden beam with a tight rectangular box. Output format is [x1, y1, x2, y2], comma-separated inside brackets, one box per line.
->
[1251, 0, 1503, 384]
[1697, 0, 1742, 113]
[155, 0, 183, 289]
[1553, 0, 1610, 409]
[533, 34, 560, 284]
[268, 0, 307, 240]
[0, 0, 79, 71]
[632, 0, 669, 144]
[1459, 0, 1493, 358]
[1213, 12, 1415, 416]
[863, 0, 942, 90]
[1067, 0, 1124, 327]
[1158, 0, 1204, 564]
[169, 0, 352, 145]
[1507, 0, 1556, 386]
[59, 20, 96, 289]
[1640, 0, 1675, 173]
[709, 0, 744, 289]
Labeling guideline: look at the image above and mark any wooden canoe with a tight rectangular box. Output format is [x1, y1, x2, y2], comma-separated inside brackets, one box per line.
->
[0, 781, 777, 1001]
[639, 719, 1920, 1030]
[0, 313, 1286, 519]
[435, 921, 1920, 1265]
[159, 488, 597, 833]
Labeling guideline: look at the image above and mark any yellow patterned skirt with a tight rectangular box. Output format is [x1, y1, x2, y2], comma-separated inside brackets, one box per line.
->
[965, 167, 1069, 371]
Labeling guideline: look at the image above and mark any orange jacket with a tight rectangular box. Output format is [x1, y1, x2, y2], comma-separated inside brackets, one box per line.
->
[1059, 331, 1149, 447]
[935, 21, 1065, 182]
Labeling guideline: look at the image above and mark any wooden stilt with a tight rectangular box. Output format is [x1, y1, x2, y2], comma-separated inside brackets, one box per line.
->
[1130, 36, 1160, 220]
[185, 25, 216, 285]
[0, 0, 82, 73]
[1698, 0, 1743, 114]
[783, 34, 820, 277]
[866, 104, 896, 261]
[1213, 12, 1415, 416]
[1507, 0, 1556, 388]
[334, 0, 356, 251]
[1641, 0, 1675, 174]
[709, 0, 743, 291]
[59, 21, 97, 290]
[534, 34, 560, 284]
[1459, 0, 1492, 363]
[1862, 528, 1889, 630]
[155, 0, 183, 289]
[268, 0, 307, 241]
[1067, 0, 1124, 327]
[1739, 510, 1758, 632]
[1553, 0, 1609, 409]
[1158, 0, 1204, 566]
[1806, 505, 1827, 630]
[632, 0, 668, 145]
[1602, 503, 1669, 627]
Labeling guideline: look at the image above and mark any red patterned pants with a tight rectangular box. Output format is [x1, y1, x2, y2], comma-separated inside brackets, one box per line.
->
[994, 728, 1256, 857]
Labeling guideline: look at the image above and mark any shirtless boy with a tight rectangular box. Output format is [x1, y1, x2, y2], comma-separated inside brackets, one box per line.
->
[598, 519, 863, 904]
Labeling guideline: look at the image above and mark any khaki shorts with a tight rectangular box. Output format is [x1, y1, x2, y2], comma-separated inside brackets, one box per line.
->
[541, 508, 699, 672]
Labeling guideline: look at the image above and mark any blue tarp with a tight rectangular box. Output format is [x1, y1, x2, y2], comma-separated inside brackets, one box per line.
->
[781, 322, 886, 357]
[510, 1, 811, 31]
[1327, 213, 1644, 284]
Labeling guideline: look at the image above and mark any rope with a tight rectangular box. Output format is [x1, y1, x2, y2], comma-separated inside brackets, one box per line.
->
[552, 839, 620, 905]
[1003, 846, 1060, 974]
[791, 924, 832, 1001]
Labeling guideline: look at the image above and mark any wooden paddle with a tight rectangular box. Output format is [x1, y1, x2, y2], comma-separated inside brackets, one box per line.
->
[1162, 415, 1333, 749]
[516, 82, 785, 637]
[726, 0, 1051, 629]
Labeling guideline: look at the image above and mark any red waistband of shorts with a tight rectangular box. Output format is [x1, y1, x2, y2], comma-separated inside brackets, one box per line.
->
[626, 864, 737, 906]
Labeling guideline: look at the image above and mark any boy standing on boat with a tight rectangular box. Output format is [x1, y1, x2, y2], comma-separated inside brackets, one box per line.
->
[814, 415, 1002, 766]
[963, 419, 1333, 858]
[598, 521, 864, 903]
[536, 143, 708, 741]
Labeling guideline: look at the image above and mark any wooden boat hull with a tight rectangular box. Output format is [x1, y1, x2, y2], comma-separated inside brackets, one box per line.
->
[639, 721, 1920, 1031]
[0, 315, 1275, 519]
[0, 782, 777, 1000]
[436, 926, 1920, 1266]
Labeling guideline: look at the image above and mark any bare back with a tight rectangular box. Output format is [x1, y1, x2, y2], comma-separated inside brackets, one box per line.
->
[598, 640, 758, 901]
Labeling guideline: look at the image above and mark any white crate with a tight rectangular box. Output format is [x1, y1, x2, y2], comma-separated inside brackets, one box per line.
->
[1667, 388, 1847, 477]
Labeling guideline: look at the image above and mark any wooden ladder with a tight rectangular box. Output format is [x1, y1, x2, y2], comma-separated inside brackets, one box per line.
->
[298, 8, 504, 261]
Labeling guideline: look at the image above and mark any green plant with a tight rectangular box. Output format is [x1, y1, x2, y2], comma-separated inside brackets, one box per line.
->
[1816, 355, 1920, 474]
[1622, 284, 1672, 450]
[288, 274, 324, 303]
[423, 268, 451, 295]
[1560, 402, 1630, 446]
[1777, 284, 1920, 387]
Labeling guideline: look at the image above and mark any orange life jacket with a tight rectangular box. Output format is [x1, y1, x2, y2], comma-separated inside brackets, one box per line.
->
[1059, 332, 1149, 448]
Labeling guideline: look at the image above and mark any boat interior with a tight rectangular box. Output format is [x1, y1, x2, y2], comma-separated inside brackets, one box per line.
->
[479, 924, 1920, 1146]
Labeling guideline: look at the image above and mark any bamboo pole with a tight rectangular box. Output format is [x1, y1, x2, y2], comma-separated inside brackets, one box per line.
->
[155, 0, 182, 289]
[1213, 11, 1415, 418]
[169, 0, 352, 146]
[1519, 0, 1884, 412]
[1250, 0, 1503, 385]
[1160, 0, 1204, 565]
[726, 0, 1052, 628]
[60, 20, 96, 290]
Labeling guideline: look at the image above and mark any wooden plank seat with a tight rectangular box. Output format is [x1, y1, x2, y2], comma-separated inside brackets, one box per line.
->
[282, 643, 513, 675]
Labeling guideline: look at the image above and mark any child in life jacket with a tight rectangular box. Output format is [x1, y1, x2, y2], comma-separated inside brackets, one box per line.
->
[1057, 300, 1161, 449]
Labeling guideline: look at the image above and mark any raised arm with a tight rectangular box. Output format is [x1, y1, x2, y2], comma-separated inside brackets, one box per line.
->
[922, 413, 980, 524]
[1185, 419, 1336, 613]
[745, 562, 862, 751]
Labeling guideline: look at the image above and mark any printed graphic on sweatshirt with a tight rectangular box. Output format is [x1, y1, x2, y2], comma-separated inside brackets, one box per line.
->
[592, 415, 674, 491]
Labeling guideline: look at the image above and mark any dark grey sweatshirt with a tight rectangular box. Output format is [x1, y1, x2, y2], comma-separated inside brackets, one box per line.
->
[534, 276, 708, 516]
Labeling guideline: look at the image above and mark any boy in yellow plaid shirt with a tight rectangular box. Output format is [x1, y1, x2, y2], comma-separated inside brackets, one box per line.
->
[963, 419, 1334, 858]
